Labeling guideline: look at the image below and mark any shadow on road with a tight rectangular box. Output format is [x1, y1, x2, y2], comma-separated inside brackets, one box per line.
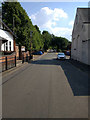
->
[31, 58, 89, 96]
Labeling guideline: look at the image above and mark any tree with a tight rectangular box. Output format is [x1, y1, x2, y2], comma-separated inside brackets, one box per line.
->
[2, 1, 70, 52]
[34, 25, 41, 34]
[42, 31, 52, 51]
[51, 36, 70, 51]
[2, 2, 44, 51]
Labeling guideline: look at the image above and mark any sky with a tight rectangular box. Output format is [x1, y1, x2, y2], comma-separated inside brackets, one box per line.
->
[20, 2, 88, 41]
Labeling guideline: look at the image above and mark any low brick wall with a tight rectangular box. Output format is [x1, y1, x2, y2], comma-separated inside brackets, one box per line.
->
[22, 51, 30, 57]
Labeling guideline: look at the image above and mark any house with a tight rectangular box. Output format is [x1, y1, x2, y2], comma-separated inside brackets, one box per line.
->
[0, 19, 16, 54]
[71, 8, 90, 65]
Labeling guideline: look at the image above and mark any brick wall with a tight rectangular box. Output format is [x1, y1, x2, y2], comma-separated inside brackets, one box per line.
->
[22, 51, 30, 57]
[15, 46, 19, 58]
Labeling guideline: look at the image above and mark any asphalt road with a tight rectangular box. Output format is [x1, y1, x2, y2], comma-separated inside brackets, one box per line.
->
[2, 53, 88, 118]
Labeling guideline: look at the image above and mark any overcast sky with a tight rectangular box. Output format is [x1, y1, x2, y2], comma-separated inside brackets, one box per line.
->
[20, 2, 88, 41]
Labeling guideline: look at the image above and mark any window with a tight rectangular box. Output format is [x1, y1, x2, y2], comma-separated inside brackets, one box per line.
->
[58, 53, 65, 55]
[9, 41, 11, 51]
[6, 42, 8, 51]
[77, 35, 79, 39]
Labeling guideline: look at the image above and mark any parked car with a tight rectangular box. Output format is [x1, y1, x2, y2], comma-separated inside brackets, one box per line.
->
[32, 51, 37, 55]
[40, 50, 44, 54]
[66, 51, 70, 56]
[49, 49, 54, 52]
[32, 51, 43, 55]
[57, 53, 66, 60]
[37, 51, 43, 55]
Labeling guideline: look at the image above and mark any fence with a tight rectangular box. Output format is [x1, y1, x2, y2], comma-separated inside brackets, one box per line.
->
[0, 54, 33, 72]
[0, 56, 16, 72]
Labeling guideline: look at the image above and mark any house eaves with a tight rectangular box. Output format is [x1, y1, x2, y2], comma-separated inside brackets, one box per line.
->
[0, 19, 17, 38]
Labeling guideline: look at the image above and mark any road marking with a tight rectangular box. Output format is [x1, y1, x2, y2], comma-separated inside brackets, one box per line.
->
[56, 53, 58, 54]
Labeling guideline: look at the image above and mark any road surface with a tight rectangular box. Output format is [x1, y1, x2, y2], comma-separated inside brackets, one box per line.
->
[2, 53, 88, 118]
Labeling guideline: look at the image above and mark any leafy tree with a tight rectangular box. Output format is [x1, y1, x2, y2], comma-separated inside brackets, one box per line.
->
[42, 31, 52, 51]
[2, 1, 70, 52]
[34, 25, 41, 34]
[2, 2, 44, 51]
[51, 35, 69, 51]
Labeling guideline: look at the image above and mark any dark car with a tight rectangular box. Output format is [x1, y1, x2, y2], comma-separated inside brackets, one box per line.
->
[66, 51, 70, 56]
[32, 51, 37, 55]
[32, 51, 43, 55]
[40, 50, 44, 54]
[37, 51, 43, 55]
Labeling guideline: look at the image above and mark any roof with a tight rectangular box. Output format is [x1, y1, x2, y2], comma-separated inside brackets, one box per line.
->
[77, 8, 90, 23]
[0, 19, 17, 38]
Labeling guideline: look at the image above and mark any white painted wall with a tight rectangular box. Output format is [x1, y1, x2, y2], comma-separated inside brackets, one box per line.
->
[71, 9, 90, 65]
[0, 29, 14, 51]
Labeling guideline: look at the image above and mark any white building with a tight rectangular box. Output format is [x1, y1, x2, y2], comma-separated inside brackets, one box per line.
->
[71, 8, 90, 65]
[0, 20, 16, 53]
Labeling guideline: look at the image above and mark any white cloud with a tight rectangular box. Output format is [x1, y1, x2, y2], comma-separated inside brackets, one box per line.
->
[30, 7, 68, 28]
[30, 7, 73, 40]
[48, 27, 72, 40]
[41, 7, 53, 15]
[53, 8, 68, 21]
[69, 20, 74, 27]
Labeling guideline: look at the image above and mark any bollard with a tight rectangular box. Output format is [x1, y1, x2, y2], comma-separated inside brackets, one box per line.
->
[15, 56, 16, 67]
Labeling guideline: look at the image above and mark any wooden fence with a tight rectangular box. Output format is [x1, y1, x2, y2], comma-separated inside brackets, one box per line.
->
[0, 54, 33, 72]
[0, 56, 16, 72]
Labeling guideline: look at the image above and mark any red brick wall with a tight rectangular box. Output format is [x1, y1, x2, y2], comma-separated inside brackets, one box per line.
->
[15, 46, 19, 58]
[22, 51, 30, 57]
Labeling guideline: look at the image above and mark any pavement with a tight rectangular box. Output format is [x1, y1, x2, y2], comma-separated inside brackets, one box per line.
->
[2, 61, 28, 79]
[2, 53, 47, 78]
[2, 53, 89, 119]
